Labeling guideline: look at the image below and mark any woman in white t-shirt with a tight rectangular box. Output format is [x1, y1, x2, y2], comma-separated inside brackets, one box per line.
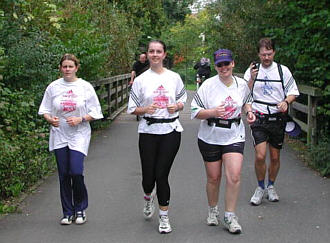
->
[191, 49, 255, 234]
[38, 54, 103, 225]
[127, 40, 187, 234]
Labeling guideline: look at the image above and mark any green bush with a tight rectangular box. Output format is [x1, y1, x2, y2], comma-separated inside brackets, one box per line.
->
[0, 83, 55, 199]
[309, 133, 330, 177]
[2, 31, 60, 90]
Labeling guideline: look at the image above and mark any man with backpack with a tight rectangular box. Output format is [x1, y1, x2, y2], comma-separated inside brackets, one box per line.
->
[244, 38, 299, 206]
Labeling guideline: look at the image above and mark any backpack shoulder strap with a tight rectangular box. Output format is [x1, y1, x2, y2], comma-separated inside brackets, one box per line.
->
[277, 63, 286, 98]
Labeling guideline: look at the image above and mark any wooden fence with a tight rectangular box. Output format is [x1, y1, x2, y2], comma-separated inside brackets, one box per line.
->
[289, 85, 322, 145]
[91, 73, 131, 120]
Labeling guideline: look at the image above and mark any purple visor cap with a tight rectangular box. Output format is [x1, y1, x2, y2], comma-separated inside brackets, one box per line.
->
[285, 116, 301, 137]
[213, 49, 233, 65]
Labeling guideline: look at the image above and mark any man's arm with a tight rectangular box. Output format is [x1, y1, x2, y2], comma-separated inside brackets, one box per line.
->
[130, 70, 136, 85]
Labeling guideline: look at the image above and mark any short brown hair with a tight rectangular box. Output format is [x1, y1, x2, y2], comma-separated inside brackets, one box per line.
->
[258, 38, 275, 52]
[59, 53, 80, 67]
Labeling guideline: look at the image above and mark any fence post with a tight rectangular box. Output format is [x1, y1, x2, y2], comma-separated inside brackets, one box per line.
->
[309, 95, 318, 145]
[121, 79, 124, 107]
[115, 80, 118, 111]
[107, 83, 111, 119]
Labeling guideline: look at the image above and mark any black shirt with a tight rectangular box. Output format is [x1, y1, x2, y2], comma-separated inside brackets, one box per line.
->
[133, 61, 149, 77]
[194, 61, 211, 79]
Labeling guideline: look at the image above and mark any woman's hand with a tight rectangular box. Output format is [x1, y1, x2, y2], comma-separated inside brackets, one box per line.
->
[213, 102, 226, 118]
[44, 114, 59, 127]
[246, 111, 256, 124]
[66, 116, 83, 126]
[144, 103, 161, 115]
[167, 102, 183, 114]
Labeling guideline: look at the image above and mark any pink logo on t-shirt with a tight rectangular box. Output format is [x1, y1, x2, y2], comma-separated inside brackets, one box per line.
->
[61, 90, 77, 112]
[222, 96, 237, 119]
[153, 85, 169, 108]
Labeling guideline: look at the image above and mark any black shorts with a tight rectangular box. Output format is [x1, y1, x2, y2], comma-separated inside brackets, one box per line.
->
[198, 139, 245, 162]
[250, 116, 286, 149]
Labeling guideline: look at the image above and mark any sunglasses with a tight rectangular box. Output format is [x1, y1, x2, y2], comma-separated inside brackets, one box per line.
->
[216, 61, 231, 67]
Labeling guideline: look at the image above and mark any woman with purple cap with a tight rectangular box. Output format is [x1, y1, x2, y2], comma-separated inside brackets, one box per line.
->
[191, 49, 255, 234]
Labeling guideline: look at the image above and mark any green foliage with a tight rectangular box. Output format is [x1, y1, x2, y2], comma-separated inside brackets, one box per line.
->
[163, 0, 194, 24]
[161, 10, 215, 80]
[0, 202, 17, 214]
[0, 82, 55, 199]
[264, 0, 330, 120]
[204, 0, 276, 72]
[108, 0, 166, 48]
[309, 133, 330, 177]
[1, 31, 61, 90]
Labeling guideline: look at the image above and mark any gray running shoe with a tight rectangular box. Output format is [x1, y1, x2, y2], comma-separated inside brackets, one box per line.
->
[223, 215, 242, 234]
[207, 206, 219, 226]
[159, 215, 172, 234]
[143, 195, 155, 219]
[250, 186, 265, 206]
[60, 215, 74, 225]
[266, 185, 279, 202]
[75, 211, 87, 225]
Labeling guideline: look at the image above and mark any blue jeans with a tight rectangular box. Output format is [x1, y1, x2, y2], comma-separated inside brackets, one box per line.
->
[54, 146, 88, 216]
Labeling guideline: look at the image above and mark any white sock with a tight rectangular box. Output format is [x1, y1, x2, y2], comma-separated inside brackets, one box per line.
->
[159, 209, 168, 217]
[225, 211, 235, 218]
[208, 205, 218, 211]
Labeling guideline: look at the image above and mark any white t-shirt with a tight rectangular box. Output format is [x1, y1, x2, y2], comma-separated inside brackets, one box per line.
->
[244, 61, 299, 114]
[38, 78, 103, 155]
[127, 68, 187, 134]
[191, 75, 252, 145]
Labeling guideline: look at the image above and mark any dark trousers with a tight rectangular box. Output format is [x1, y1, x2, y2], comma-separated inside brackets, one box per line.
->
[54, 146, 88, 216]
[139, 131, 181, 206]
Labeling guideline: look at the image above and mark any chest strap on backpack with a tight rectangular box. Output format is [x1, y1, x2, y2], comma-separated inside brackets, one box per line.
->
[252, 63, 285, 114]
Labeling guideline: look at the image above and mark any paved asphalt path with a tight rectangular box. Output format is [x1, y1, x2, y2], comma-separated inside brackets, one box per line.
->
[0, 91, 329, 243]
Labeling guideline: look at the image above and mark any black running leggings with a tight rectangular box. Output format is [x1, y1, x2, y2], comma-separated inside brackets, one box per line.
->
[138, 130, 181, 206]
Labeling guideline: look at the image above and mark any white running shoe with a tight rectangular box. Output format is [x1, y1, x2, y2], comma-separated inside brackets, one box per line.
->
[223, 215, 242, 234]
[75, 211, 87, 225]
[266, 185, 279, 202]
[60, 215, 74, 225]
[207, 206, 219, 226]
[250, 186, 265, 206]
[143, 195, 155, 219]
[159, 215, 172, 234]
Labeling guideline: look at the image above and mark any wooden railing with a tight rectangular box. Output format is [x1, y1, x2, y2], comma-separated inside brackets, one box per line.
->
[289, 85, 322, 145]
[91, 73, 131, 120]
